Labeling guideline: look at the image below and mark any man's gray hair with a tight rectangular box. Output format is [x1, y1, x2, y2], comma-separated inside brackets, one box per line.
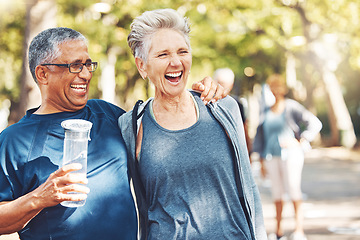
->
[127, 8, 191, 63]
[28, 27, 87, 83]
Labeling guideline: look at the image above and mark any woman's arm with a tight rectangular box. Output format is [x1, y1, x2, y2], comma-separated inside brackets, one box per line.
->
[290, 99, 322, 142]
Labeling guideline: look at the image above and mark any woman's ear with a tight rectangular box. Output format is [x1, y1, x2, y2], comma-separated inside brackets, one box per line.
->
[35, 65, 49, 85]
[135, 57, 147, 80]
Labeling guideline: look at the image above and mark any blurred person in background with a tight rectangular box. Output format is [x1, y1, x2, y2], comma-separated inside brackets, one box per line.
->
[253, 74, 322, 240]
[0, 27, 224, 240]
[120, 8, 267, 240]
[213, 67, 252, 162]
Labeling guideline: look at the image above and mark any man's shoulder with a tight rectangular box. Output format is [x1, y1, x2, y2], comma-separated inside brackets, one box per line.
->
[87, 99, 120, 109]
[87, 99, 126, 117]
[0, 117, 38, 144]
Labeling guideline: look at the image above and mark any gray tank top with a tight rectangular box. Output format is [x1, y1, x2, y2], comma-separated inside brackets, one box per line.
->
[139, 94, 252, 240]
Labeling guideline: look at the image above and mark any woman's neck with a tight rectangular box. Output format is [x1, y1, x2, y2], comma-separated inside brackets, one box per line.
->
[271, 97, 286, 114]
[153, 91, 191, 113]
[152, 91, 197, 130]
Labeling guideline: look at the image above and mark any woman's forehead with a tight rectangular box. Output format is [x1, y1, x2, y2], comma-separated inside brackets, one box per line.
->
[149, 29, 188, 51]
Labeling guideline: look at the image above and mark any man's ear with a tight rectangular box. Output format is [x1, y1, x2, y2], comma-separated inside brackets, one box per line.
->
[135, 57, 147, 80]
[35, 65, 49, 85]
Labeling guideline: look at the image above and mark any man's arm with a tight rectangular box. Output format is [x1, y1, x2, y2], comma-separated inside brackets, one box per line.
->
[0, 163, 89, 234]
[191, 76, 229, 104]
[0, 197, 43, 234]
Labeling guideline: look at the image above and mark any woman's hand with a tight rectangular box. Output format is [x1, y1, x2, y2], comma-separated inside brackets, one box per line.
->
[279, 137, 301, 148]
[192, 76, 229, 104]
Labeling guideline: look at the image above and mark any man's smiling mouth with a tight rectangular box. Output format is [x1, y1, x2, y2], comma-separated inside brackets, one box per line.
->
[71, 84, 87, 92]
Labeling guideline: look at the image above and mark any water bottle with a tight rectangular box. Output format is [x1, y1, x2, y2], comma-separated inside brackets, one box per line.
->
[60, 119, 92, 207]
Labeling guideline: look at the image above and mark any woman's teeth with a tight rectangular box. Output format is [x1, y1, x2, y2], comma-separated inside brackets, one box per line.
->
[165, 72, 183, 83]
[165, 72, 182, 78]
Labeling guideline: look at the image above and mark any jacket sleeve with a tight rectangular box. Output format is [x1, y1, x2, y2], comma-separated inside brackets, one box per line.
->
[208, 96, 267, 240]
[287, 99, 322, 142]
[118, 101, 151, 240]
[227, 101, 267, 240]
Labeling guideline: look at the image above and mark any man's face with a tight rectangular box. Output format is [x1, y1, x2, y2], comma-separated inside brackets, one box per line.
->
[41, 40, 93, 113]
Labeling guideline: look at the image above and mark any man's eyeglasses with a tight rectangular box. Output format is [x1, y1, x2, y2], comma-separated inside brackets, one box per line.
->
[41, 62, 98, 73]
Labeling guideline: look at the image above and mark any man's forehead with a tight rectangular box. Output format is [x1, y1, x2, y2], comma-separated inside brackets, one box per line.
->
[57, 40, 91, 62]
[58, 40, 88, 50]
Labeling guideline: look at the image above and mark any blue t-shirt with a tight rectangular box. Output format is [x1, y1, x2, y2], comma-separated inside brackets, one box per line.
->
[263, 110, 295, 158]
[0, 99, 137, 240]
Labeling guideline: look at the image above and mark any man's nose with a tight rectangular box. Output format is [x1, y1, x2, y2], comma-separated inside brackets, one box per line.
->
[78, 65, 92, 80]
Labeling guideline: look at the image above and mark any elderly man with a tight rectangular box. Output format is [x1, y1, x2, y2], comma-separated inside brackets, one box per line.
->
[0, 27, 225, 239]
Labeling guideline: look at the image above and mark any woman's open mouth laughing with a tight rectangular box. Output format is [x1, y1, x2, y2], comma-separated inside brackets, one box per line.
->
[165, 71, 183, 84]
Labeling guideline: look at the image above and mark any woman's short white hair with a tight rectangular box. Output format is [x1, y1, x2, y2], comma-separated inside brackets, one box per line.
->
[127, 8, 191, 63]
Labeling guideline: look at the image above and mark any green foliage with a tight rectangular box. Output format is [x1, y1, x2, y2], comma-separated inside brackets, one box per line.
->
[0, 0, 26, 102]
[1, 0, 360, 136]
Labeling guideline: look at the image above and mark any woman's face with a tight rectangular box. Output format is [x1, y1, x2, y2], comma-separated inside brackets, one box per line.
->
[269, 81, 287, 99]
[138, 28, 192, 98]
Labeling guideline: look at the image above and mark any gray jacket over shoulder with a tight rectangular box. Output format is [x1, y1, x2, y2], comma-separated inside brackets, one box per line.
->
[118, 92, 267, 240]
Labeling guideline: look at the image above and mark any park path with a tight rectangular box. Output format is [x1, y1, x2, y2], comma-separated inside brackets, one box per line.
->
[257, 147, 360, 240]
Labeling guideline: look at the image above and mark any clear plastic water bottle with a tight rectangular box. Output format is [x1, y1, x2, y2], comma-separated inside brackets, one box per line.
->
[60, 119, 92, 207]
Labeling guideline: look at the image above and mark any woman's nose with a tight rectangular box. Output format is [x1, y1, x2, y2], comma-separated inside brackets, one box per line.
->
[169, 55, 181, 66]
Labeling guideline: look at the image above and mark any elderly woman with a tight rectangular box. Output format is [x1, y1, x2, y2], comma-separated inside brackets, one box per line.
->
[254, 74, 322, 240]
[119, 9, 266, 240]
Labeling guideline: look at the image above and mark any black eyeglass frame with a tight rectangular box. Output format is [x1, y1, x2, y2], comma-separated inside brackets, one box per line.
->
[41, 62, 98, 73]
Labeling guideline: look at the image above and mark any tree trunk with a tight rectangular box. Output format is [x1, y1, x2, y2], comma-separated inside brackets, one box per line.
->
[291, 2, 356, 148]
[100, 48, 117, 104]
[321, 67, 357, 148]
[9, 0, 56, 123]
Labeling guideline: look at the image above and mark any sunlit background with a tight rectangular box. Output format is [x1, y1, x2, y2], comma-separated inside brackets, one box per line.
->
[0, 1, 360, 240]
[0, 0, 359, 147]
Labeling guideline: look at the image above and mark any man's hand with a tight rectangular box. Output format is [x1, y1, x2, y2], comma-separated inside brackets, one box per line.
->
[0, 163, 89, 234]
[192, 76, 229, 104]
[32, 163, 89, 209]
